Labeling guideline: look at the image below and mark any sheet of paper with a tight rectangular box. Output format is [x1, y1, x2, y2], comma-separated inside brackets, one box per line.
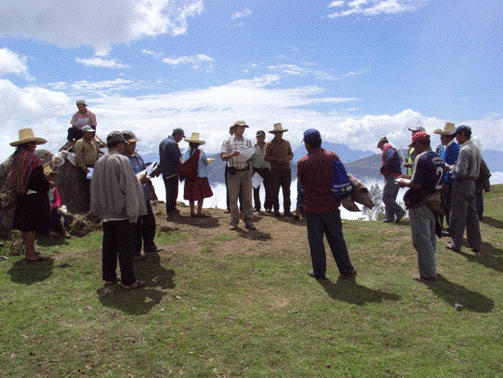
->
[86, 167, 94, 179]
[235, 145, 254, 162]
[252, 172, 264, 189]
[146, 161, 158, 176]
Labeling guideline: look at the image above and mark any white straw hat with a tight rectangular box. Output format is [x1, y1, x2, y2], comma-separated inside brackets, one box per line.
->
[10, 128, 47, 147]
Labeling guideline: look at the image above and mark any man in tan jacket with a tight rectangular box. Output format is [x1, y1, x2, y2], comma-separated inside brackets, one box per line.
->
[74, 125, 99, 210]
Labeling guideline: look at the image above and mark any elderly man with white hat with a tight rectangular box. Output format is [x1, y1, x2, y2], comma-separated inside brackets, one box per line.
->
[220, 120, 256, 230]
[433, 122, 459, 227]
[264, 123, 294, 217]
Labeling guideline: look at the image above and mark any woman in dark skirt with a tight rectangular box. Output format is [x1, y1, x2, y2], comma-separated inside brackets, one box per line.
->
[8, 128, 51, 261]
[178, 133, 213, 217]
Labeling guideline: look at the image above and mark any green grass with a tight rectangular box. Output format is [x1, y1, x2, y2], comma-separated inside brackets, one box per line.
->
[1, 186, 502, 377]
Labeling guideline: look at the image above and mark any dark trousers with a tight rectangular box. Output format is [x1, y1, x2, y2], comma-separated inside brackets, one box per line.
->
[253, 168, 272, 211]
[163, 175, 179, 214]
[133, 201, 156, 255]
[441, 184, 453, 225]
[102, 220, 136, 286]
[78, 169, 91, 209]
[476, 191, 483, 220]
[305, 210, 354, 277]
[225, 165, 242, 211]
[270, 168, 291, 213]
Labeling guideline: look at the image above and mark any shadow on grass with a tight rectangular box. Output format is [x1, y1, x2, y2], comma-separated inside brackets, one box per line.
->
[421, 274, 494, 313]
[480, 216, 503, 230]
[7, 258, 54, 284]
[316, 277, 401, 306]
[235, 228, 272, 241]
[98, 287, 166, 316]
[37, 236, 71, 247]
[98, 253, 175, 315]
[171, 215, 220, 229]
[454, 241, 503, 273]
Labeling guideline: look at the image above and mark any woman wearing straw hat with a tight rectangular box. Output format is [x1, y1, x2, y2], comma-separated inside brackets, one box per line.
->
[8, 129, 51, 261]
[178, 133, 213, 217]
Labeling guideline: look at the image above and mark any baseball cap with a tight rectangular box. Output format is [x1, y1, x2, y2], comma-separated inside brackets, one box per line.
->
[454, 125, 472, 135]
[122, 130, 139, 142]
[377, 136, 388, 148]
[408, 131, 430, 147]
[408, 126, 425, 133]
[256, 130, 266, 137]
[302, 129, 321, 144]
[82, 126, 95, 133]
[76, 100, 87, 106]
[233, 120, 249, 128]
[172, 128, 185, 137]
[107, 130, 128, 144]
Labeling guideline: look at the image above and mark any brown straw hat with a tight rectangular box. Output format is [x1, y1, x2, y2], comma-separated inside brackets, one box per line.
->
[10, 128, 47, 147]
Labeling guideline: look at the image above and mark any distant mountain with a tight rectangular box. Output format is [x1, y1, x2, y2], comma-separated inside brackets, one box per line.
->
[138, 145, 503, 185]
[293, 142, 374, 164]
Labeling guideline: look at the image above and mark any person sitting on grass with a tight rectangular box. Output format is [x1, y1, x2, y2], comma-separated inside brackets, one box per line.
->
[178, 133, 213, 218]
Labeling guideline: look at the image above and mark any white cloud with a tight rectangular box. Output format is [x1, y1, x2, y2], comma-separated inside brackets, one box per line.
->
[0, 48, 33, 80]
[142, 49, 164, 59]
[267, 64, 339, 80]
[47, 78, 141, 95]
[342, 68, 370, 77]
[231, 8, 253, 20]
[75, 57, 130, 69]
[327, 0, 427, 18]
[0, 0, 204, 55]
[328, 1, 345, 8]
[162, 54, 214, 69]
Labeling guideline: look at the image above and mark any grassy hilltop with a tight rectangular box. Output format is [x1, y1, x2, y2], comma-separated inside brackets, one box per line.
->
[1, 186, 502, 377]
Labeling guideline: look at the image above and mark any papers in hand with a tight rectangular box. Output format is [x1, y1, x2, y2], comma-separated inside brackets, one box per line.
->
[86, 167, 94, 179]
[396, 178, 411, 185]
[207, 157, 215, 164]
[252, 172, 264, 189]
[235, 145, 254, 162]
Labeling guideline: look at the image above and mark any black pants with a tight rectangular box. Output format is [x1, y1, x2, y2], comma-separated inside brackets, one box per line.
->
[78, 169, 91, 209]
[253, 168, 272, 211]
[102, 220, 136, 286]
[270, 168, 291, 213]
[133, 201, 156, 255]
[163, 175, 179, 214]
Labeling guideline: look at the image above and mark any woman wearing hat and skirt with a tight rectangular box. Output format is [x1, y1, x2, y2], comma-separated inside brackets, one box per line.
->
[177, 133, 213, 217]
[8, 129, 51, 261]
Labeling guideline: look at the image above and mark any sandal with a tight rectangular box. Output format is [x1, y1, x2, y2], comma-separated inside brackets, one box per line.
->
[123, 280, 146, 290]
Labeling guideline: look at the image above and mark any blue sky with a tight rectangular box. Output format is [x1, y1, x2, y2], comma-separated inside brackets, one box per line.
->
[1, 0, 501, 161]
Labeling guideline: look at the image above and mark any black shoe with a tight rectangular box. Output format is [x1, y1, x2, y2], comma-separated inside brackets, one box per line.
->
[283, 212, 293, 217]
[340, 270, 357, 279]
[144, 245, 162, 253]
[274, 212, 281, 217]
[307, 270, 326, 279]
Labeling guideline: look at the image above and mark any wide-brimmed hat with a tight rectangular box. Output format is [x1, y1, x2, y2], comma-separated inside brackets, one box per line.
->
[269, 123, 288, 133]
[122, 130, 139, 142]
[10, 128, 47, 147]
[184, 132, 205, 145]
[233, 120, 249, 128]
[433, 122, 455, 136]
[408, 131, 430, 147]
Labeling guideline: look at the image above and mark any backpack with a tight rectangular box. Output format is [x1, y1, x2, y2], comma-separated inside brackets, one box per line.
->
[330, 159, 352, 200]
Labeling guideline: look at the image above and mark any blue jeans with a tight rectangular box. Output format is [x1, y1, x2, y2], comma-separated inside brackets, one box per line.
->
[305, 210, 354, 277]
[409, 204, 436, 278]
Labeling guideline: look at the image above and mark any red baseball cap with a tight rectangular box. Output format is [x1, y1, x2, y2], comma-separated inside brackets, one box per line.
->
[408, 131, 430, 147]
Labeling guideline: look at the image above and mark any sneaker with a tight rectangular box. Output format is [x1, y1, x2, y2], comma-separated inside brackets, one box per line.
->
[340, 269, 357, 279]
[445, 242, 460, 252]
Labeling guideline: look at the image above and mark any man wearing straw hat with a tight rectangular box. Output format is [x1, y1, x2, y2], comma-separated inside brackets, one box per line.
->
[264, 123, 294, 217]
[220, 120, 256, 230]
[159, 128, 185, 218]
[433, 122, 459, 228]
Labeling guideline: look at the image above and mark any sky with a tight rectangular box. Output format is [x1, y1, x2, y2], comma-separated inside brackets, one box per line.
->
[1, 0, 502, 162]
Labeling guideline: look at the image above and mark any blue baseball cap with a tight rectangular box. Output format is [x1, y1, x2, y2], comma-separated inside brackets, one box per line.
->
[453, 125, 472, 135]
[302, 129, 321, 144]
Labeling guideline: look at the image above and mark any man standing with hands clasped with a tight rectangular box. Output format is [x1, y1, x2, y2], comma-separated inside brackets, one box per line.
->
[220, 120, 256, 231]
[265, 123, 294, 217]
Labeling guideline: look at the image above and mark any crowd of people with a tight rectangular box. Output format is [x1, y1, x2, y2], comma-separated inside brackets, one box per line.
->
[6, 99, 492, 289]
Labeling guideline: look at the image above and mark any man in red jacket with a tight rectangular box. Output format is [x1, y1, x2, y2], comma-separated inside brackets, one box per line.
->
[297, 129, 356, 280]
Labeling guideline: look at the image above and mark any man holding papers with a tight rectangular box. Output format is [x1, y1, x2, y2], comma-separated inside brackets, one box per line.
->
[74, 125, 99, 211]
[220, 120, 256, 230]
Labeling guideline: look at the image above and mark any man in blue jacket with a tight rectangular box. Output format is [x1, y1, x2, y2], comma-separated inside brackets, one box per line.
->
[377, 137, 406, 223]
[159, 128, 185, 218]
